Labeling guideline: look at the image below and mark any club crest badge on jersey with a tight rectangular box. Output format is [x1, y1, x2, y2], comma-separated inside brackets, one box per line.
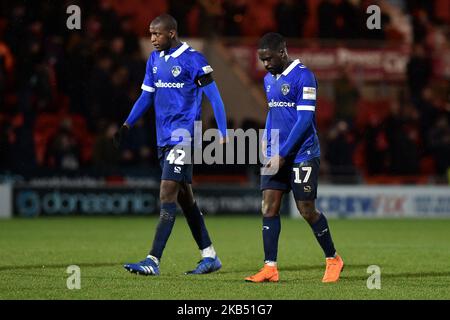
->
[171, 66, 182, 77]
[281, 84, 290, 95]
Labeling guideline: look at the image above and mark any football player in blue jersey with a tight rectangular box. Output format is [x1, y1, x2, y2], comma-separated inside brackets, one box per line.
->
[114, 14, 227, 276]
[245, 33, 344, 283]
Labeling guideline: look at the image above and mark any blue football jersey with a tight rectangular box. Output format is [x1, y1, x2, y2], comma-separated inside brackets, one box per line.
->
[264, 59, 320, 163]
[141, 42, 214, 147]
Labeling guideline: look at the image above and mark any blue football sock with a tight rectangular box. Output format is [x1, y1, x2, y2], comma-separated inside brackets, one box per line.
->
[262, 216, 281, 262]
[149, 203, 177, 259]
[310, 212, 336, 258]
[184, 202, 212, 250]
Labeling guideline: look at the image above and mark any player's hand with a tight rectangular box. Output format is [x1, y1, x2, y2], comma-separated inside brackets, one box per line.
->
[265, 155, 285, 169]
[261, 140, 267, 156]
[219, 136, 229, 144]
[113, 125, 129, 149]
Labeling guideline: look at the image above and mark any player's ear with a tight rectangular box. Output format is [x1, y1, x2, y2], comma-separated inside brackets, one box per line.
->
[169, 30, 176, 40]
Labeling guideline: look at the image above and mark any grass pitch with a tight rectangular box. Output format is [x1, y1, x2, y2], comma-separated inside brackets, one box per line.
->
[0, 216, 449, 300]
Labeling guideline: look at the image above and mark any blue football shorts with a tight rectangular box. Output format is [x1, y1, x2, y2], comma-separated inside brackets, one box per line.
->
[158, 145, 193, 183]
[260, 157, 320, 201]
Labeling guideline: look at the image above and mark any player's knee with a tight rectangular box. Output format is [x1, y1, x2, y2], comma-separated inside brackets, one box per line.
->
[177, 187, 194, 209]
[160, 192, 177, 203]
[160, 182, 178, 203]
[261, 200, 279, 218]
[297, 201, 318, 221]
[300, 211, 315, 223]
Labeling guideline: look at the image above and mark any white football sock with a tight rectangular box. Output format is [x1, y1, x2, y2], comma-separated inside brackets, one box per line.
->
[200, 245, 216, 259]
[264, 261, 277, 267]
[147, 255, 160, 266]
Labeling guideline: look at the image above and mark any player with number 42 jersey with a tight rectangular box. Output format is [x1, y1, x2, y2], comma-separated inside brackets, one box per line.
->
[114, 14, 227, 277]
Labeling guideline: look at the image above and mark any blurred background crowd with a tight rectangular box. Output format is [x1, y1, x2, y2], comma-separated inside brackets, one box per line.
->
[0, 0, 449, 184]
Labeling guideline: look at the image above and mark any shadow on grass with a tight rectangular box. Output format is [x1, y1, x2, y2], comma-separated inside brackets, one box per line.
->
[281, 263, 371, 272]
[0, 262, 122, 271]
[203, 263, 372, 275]
[342, 271, 450, 281]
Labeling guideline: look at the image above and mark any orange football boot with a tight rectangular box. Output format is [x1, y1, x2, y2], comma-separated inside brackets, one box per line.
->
[245, 265, 279, 283]
[322, 254, 344, 283]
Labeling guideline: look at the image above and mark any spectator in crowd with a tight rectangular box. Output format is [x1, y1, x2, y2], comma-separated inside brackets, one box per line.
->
[335, 0, 363, 39]
[222, 0, 248, 37]
[0, 41, 14, 108]
[428, 115, 450, 175]
[168, 0, 196, 37]
[410, 6, 432, 44]
[109, 66, 132, 123]
[120, 118, 155, 168]
[317, 0, 336, 39]
[0, 119, 14, 170]
[119, 16, 142, 56]
[96, 0, 122, 37]
[364, 114, 389, 175]
[92, 121, 120, 170]
[274, 0, 308, 38]
[240, 0, 277, 37]
[407, 43, 432, 105]
[63, 32, 91, 117]
[45, 119, 81, 171]
[416, 86, 441, 148]
[87, 53, 114, 126]
[334, 68, 360, 125]
[197, 0, 224, 38]
[385, 101, 420, 175]
[325, 120, 356, 179]
[1, 0, 449, 182]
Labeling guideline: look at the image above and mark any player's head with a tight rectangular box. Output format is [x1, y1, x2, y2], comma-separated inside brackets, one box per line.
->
[257, 33, 288, 75]
[149, 14, 178, 51]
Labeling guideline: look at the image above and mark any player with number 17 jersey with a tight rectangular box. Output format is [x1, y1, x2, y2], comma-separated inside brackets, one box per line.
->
[263, 58, 320, 165]
[261, 58, 321, 200]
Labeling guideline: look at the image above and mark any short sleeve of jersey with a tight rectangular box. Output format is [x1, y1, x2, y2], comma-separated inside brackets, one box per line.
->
[141, 54, 155, 93]
[189, 51, 214, 80]
[295, 68, 317, 112]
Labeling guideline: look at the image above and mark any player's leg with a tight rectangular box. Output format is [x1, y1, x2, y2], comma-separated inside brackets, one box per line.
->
[291, 157, 344, 282]
[245, 189, 283, 283]
[296, 199, 336, 258]
[124, 146, 184, 276]
[261, 189, 284, 266]
[123, 179, 179, 276]
[177, 182, 213, 253]
[148, 179, 180, 260]
[178, 182, 222, 274]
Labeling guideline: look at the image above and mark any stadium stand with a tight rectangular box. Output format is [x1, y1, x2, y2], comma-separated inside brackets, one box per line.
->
[0, 0, 449, 184]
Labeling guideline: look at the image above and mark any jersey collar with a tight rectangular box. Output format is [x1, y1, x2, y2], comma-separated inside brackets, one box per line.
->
[281, 59, 301, 77]
[159, 42, 190, 61]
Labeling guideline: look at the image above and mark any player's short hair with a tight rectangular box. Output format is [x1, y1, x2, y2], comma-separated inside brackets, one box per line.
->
[151, 14, 178, 32]
[258, 32, 286, 52]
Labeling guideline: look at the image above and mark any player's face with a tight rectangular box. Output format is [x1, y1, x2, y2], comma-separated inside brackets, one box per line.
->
[149, 23, 175, 51]
[258, 48, 284, 75]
